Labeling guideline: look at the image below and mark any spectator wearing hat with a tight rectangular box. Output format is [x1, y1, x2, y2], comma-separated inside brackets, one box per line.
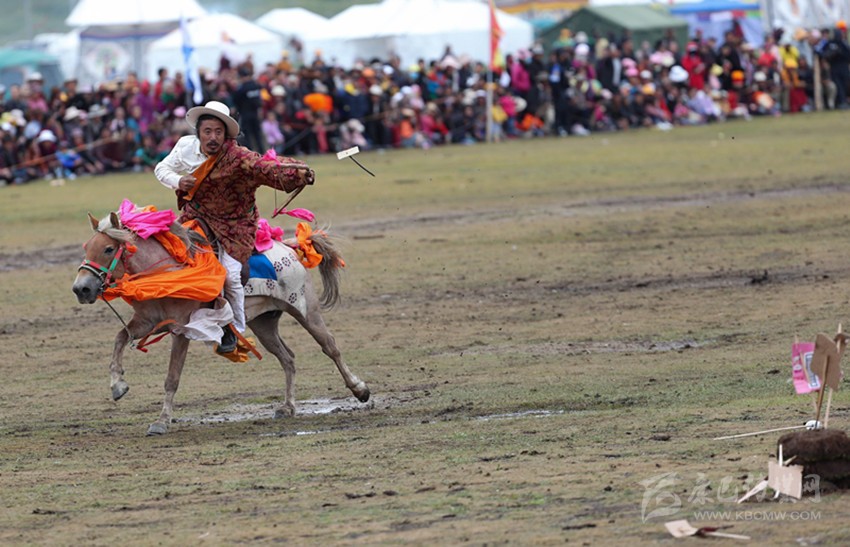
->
[338, 77, 369, 125]
[420, 101, 449, 145]
[364, 83, 390, 149]
[32, 129, 60, 179]
[338, 118, 368, 150]
[776, 55, 800, 112]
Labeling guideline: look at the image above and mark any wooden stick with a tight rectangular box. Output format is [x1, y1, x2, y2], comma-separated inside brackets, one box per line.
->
[704, 531, 751, 540]
[714, 425, 807, 440]
[815, 380, 827, 426]
[271, 185, 305, 218]
[824, 388, 833, 429]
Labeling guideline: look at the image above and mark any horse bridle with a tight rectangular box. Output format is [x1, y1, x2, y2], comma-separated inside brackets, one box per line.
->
[78, 238, 128, 292]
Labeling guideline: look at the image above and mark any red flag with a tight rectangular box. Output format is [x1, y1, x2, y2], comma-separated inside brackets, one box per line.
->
[489, 0, 504, 70]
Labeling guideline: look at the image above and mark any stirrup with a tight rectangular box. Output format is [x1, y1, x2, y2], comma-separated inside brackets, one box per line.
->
[216, 325, 237, 354]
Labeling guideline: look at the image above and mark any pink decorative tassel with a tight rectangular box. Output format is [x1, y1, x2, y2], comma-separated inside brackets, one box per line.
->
[272, 207, 315, 221]
[118, 199, 176, 239]
[255, 218, 285, 252]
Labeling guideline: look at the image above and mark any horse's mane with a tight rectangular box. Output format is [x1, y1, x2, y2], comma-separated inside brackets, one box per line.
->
[98, 215, 210, 257]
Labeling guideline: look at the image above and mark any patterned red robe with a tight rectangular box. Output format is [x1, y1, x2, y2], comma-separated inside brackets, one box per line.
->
[178, 139, 313, 263]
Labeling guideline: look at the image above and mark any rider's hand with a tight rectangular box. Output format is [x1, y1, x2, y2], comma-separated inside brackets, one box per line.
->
[178, 175, 195, 192]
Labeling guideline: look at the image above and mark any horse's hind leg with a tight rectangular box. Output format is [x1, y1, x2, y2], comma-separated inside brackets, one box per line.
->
[249, 311, 297, 418]
[295, 302, 370, 403]
[147, 334, 190, 436]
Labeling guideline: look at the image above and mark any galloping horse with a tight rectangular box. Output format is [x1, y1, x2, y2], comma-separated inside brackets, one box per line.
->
[72, 211, 370, 435]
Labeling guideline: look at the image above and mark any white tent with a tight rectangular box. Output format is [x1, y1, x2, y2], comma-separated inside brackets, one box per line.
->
[255, 8, 330, 39]
[67, 0, 206, 27]
[308, 0, 535, 68]
[65, 0, 207, 86]
[147, 13, 283, 81]
[255, 8, 330, 63]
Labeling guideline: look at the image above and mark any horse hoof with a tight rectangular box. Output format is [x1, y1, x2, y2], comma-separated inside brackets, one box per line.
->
[351, 382, 370, 403]
[112, 381, 129, 401]
[147, 422, 168, 436]
[274, 404, 295, 419]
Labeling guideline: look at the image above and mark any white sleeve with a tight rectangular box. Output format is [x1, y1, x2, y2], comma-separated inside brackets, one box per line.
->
[154, 137, 191, 190]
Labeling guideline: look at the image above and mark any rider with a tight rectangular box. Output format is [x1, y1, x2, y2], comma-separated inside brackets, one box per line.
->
[154, 100, 314, 353]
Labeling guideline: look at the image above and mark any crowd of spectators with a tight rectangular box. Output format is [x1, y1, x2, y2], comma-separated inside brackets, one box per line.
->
[2, 21, 850, 185]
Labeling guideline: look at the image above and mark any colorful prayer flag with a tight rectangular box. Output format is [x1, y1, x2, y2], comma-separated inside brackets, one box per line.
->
[489, 0, 504, 70]
[792, 342, 820, 394]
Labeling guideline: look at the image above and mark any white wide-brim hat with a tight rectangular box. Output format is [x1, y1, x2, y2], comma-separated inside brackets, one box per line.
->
[186, 101, 240, 138]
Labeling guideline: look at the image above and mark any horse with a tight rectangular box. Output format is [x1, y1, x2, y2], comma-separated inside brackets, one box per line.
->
[72, 211, 370, 435]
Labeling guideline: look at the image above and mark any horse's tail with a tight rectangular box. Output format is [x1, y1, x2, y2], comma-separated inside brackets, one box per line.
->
[308, 229, 344, 309]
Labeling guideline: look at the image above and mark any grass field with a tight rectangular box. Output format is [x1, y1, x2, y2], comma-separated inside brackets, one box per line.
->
[3, 114, 850, 545]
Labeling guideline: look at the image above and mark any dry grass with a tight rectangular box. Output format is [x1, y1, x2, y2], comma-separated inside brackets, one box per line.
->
[2, 113, 850, 545]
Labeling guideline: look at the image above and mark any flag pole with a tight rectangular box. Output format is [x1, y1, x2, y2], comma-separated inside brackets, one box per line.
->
[486, 68, 494, 143]
[487, 0, 502, 144]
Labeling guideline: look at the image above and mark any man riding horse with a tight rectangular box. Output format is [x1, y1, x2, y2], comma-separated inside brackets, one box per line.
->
[154, 101, 314, 354]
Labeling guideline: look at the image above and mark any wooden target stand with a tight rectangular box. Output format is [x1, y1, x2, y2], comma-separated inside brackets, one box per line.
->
[731, 326, 846, 502]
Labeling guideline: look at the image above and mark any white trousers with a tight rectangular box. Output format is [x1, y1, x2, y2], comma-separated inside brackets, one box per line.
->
[219, 249, 246, 333]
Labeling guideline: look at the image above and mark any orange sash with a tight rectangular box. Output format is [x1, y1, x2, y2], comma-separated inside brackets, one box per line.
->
[185, 149, 223, 202]
[101, 222, 226, 304]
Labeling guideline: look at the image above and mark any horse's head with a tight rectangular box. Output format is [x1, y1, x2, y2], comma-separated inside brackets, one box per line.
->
[72, 212, 133, 304]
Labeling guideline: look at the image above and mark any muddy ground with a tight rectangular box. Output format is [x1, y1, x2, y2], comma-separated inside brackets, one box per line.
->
[2, 115, 850, 545]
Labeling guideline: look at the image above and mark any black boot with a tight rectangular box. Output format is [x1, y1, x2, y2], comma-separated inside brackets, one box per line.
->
[217, 325, 237, 354]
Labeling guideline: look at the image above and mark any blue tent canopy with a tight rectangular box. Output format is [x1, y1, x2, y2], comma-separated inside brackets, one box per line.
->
[669, 0, 761, 15]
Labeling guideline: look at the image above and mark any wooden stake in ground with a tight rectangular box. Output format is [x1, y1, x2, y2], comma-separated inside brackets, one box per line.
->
[665, 519, 750, 540]
[768, 443, 803, 499]
[809, 326, 845, 427]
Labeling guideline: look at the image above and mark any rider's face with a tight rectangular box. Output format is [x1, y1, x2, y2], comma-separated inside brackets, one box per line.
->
[198, 118, 226, 156]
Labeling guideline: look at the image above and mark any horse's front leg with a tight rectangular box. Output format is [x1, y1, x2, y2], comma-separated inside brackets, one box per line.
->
[147, 334, 190, 436]
[109, 315, 160, 401]
[109, 327, 132, 401]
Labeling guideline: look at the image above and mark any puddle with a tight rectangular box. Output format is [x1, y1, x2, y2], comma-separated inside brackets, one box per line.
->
[175, 397, 369, 425]
[475, 409, 565, 421]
